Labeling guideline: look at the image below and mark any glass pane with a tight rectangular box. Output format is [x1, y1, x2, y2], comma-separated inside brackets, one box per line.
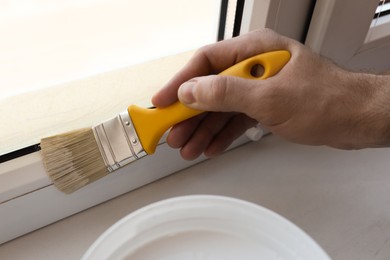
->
[0, 0, 221, 99]
[374, 0, 390, 19]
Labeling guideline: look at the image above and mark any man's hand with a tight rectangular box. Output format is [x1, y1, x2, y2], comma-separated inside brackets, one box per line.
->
[152, 29, 390, 160]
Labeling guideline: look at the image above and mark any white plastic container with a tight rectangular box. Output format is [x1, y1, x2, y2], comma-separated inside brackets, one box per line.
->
[82, 195, 330, 260]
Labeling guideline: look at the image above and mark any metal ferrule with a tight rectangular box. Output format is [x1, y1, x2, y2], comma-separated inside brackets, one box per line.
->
[92, 111, 146, 172]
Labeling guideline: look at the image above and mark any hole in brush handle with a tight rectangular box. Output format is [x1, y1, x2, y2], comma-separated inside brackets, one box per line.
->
[250, 64, 265, 78]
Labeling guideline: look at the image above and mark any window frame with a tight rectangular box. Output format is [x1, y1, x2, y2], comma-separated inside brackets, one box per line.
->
[0, 0, 316, 244]
[0, 49, 253, 244]
[305, 0, 390, 72]
[0, 0, 238, 244]
[239, 0, 315, 41]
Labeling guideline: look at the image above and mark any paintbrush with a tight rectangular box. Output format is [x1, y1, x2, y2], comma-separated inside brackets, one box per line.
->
[40, 50, 291, 193]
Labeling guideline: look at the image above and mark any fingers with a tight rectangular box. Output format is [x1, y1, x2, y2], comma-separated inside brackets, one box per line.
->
[152, 29, 295, 107]
[178, 75, 265, 116]
[204, 114, 257, 157]
[166, 113, 207, 148]
[169, 112, 236, 160]
[174, 113, 256, 160]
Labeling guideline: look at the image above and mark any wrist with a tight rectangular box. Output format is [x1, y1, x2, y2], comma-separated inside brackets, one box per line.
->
[354, 72, 390, 147]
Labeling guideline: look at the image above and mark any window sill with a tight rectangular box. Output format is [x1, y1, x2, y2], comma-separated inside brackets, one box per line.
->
[0, 135, 250, 244]
[0, 51, 253, 244]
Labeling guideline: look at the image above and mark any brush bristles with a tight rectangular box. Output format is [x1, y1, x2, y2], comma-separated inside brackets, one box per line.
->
[40, 128, 108, 194]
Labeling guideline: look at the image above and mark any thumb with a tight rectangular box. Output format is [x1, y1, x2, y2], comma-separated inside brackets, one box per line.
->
[178, 75, 261, 113]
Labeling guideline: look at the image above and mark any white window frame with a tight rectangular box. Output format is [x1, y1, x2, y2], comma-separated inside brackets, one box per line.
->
[240, 0, 315, 41]
[0, 0, 315, 244]
[305, 0, 390, 72]
[1, 51, 241, 244]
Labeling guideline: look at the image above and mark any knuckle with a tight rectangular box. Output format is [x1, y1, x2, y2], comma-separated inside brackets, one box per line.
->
[254, 28, 276, 35]
[209, 76, 229, 105]
[195, 44, 214, 59]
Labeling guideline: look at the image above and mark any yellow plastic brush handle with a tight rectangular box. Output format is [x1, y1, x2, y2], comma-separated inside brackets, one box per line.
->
[128, 50, 291, 155]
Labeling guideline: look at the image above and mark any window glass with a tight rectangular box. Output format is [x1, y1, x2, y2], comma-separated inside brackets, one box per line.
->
[0, 0, 221, 99]
[366, 0, 390, 44]
[373, 0, 390, 23]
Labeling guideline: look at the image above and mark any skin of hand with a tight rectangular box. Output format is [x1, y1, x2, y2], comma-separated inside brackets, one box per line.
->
[152, 29, 390, 160]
